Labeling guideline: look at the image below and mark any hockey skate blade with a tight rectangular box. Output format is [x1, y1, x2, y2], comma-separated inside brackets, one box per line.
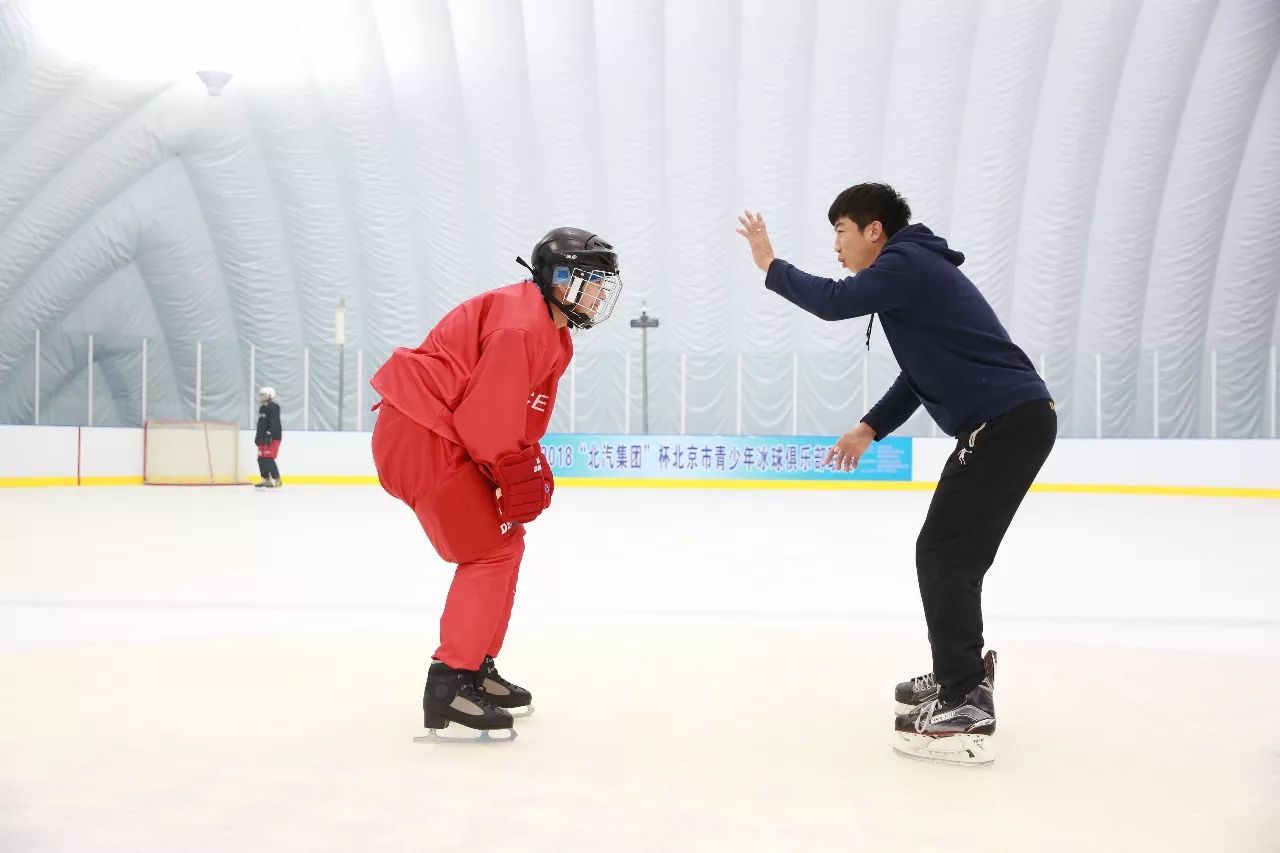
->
[507, 704, 534, 720]
[413, 727, 517, 745]
[893, 701, 920, 715]
[892, 731, 993, 767]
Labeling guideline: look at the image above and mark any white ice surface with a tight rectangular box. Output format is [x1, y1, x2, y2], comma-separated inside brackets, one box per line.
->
[1, 485, 1277, 852]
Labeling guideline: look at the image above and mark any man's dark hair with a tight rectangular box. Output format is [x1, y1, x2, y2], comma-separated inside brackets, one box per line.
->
[827, 183, 911, 237]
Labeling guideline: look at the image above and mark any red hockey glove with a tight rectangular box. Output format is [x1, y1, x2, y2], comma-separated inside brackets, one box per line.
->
[493, 445, 553, 523]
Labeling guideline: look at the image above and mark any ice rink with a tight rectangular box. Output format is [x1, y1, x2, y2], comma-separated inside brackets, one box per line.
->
[2, 484, 1278, 852]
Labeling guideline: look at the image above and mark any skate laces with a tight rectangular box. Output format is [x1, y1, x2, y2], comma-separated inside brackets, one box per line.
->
[913, 698, 939, 734]
[912, 673, 936, 694]
[480, 658, 515, 690]
[460, 674, 500, 710]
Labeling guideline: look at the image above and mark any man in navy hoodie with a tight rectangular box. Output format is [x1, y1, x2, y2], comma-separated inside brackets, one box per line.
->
[737, 183, 1055, 766]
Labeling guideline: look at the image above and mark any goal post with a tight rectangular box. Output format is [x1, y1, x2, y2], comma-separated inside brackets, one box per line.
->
[143, 420, 246, 485]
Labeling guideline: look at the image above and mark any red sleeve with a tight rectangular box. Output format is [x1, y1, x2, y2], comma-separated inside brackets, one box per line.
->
[452, 329, 539, 477]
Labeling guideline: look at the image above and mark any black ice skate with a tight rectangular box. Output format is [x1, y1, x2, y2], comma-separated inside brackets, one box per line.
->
[893, 671, 938, 715]
[475, 655, 533, 718]
[414, 661, 515, 744]
[894, 649, 996, 714]
[892, 680, 996, 767]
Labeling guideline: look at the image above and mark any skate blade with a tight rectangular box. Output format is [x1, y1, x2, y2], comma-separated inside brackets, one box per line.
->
[892, 731, 993, 767]
[413, 727, 517, 745]
[508, 705, 534, 719]
[893, 702, 919, 715]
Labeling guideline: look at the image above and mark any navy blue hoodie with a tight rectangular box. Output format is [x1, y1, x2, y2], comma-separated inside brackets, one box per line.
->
[764, 223, 1050, 438]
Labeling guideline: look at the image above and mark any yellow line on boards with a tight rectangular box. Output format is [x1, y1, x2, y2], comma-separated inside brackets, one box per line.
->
[554, 477, 936, 492]
[1, 476, 1275, 499]
[552, 478, 1280, 499]
[1027, 482, 1280, 499]
[281, 476, 380, 485]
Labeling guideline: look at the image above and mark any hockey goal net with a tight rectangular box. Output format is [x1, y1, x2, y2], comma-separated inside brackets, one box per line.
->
[144, 420, 245, 485]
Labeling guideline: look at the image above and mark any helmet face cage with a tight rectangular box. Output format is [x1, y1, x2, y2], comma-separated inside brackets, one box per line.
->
[550, 265, 623, 329]
[524, 228, 623, 330]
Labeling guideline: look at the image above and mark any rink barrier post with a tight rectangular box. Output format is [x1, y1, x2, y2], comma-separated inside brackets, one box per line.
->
[87, 334, 94, 426]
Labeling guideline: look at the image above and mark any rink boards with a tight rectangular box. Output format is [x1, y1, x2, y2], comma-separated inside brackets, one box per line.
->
[1, 425, 1278, 498]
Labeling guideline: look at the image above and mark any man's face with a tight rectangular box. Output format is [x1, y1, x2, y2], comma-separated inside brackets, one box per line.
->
[553, 274, 608, 320]
[833, 216, 885, 273]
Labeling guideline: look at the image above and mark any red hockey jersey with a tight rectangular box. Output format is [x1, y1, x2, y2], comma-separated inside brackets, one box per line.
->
[370, 282, 573, 475]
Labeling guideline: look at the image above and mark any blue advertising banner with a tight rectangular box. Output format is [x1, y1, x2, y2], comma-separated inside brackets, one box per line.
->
[540, 434, 912, 482]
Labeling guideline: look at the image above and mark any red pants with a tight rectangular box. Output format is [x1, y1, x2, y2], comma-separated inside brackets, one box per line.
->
[257, 440, 281, 459]
[371, 404, 525, 670]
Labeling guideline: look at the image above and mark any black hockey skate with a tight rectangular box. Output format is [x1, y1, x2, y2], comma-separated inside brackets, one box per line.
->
[414, 661, 515, 744]
[893, 671, 937, 715]
[894, 650, 996, 714]
[475, 656, 534, 718]
[892, 680, 996, 766]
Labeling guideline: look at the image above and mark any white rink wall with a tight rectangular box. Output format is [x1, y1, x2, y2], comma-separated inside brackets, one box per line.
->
[911, 437, 1280, 491]
[1, 425, 1277, 494]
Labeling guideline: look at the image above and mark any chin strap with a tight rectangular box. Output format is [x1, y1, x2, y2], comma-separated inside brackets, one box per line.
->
[515, 256, 538, 283]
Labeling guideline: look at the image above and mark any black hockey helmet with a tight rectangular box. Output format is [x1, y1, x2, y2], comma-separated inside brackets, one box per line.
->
[516, 227, 623, 329]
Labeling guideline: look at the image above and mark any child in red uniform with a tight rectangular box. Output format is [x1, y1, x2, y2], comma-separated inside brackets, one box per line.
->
[370, 227, 622, 738]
